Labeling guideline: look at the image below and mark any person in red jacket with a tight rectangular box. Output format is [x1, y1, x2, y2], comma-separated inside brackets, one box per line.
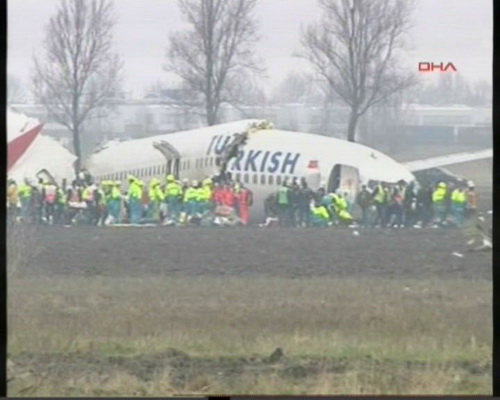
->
[222, 183, 236, 208]
[236, 184, 253, 225]
[212, 182, 225, 206]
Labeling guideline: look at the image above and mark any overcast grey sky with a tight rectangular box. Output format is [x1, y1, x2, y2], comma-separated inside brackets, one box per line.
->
[8, 0, 492, 97]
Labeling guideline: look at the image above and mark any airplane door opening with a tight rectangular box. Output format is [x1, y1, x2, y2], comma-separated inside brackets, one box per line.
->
[327, 164, 341, 193]
[327, 164, 360, 202]
[153, 140, 181, 178]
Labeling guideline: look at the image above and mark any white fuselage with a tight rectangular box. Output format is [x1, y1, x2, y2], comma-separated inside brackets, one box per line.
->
[85, 120, 415, 221]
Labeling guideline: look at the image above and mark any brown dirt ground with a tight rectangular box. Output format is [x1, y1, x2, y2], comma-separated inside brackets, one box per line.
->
[8, 222, 492, 280]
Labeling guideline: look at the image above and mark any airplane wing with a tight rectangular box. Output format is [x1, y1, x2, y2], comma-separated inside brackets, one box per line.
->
[402, 148, 492, 172]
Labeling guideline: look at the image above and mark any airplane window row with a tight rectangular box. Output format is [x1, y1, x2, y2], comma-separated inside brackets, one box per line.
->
[195, 157, 216, 168]
[233, 173, 302, 187]
[99, 159, 194, 182]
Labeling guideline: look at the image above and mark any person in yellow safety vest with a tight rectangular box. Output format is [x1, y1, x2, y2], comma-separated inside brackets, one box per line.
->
[164, 174, 182, 221]
[450, 184, 467, 227]
[198, 178, 213, 214]
[432, 181, 448, 226]
[371, 182, 389, 227]
[18, 178, 32, 220]
[327, 191, 340, 223]
[148, 178, 164, 222]
[334, 193, 354, 225]
[183, 180, 199, 217]
[310, 201, 330, 227]
[7, 179, 19, 223]
[127, 176, 142, 224]
[108, 181, 122, 224]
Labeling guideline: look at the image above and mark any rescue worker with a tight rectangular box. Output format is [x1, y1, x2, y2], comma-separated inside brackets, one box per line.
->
[264, 193, 278, 223]
[183, 180, 199, 218]
[343, 191, 353, 213]
[199, 178, 213, 214]
[310, 201, 330, 227]
[356, 184, 372, 227]
[109, 181, 123, 224]
[127, 176, 142, 224]
[371, 182, 389, 227]
[466, 181, 478, 218]
[432, 181, 448, 227]
[289, 179, 300, 226]
[450, 184, 467, 227]
[18, 178, 32, 221]
[66, 180, 82, 225]
[387, 187, 404, 228]
[296, 178, 313, 227]
[334, 192, 353, 225]
[212, 181, 225, 206]
[221, 183, 236, 209]
[32, 179, 45, 224]
[327, 190, 341, 224]
[55, 181, 67, 224]
[277, 181, 291, 227]
[43, 180, 58, 224]
[7, 179, 19, 223]
[139, 180, 148, 219]
[236, 184, 253, 225]
[415, 184, 433, 228]
[165, 174, 182, 222]
[148, 178, 164, 222]
[403, 182, 417, 227]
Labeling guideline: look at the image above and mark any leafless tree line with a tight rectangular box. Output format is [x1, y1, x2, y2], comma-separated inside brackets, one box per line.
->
[31, 0, 438, 170]
[32, 0, 123, 173]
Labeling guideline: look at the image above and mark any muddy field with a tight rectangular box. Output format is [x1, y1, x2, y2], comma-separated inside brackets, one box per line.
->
[7, 196, 493, 395]
[9, 223, 492, 281]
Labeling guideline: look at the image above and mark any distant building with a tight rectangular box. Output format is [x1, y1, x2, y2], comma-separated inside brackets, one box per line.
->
[9, 100, 492, 157]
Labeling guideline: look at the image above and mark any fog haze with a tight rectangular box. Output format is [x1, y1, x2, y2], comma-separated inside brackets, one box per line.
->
[8, 0, 492, 97]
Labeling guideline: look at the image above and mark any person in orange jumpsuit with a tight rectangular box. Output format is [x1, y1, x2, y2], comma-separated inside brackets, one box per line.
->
[222, 183, 236, 208]
[236, 184, 253, 225]
[212, 182, 225, 206]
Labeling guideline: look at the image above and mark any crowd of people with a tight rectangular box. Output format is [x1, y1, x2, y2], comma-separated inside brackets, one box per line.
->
[6, 170, 255, 227]
[6, 169, 478, 229]
[262, 178, 478, 229]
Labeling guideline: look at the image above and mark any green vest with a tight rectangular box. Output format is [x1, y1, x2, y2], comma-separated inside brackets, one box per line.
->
[58, 188, 67, 204]
[128, 182, 142, 200]
[111, 186, 121, 200]
[451, 189, 466, 204]
[373, 185, 387, 204]
[312, 205, 329, 220]
[277, 187, 289, 205]
[165, 182, 181, 198]
[149, 186, 164, 202]
[18, 184, 32, 198]
[432, 187, 446, 204]
[184, 187, 198, 202]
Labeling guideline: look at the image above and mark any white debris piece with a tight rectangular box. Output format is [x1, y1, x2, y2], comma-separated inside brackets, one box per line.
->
[487, 210, 492, 215]
[352, 230, 360, 236]
[452, 252, 464, 258]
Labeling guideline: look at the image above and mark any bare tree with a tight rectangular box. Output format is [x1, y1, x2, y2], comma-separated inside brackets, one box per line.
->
[270, 72, 323, 105]
[299, 0, 416, 142]
[164, 0, 262, 126]
[32, 0, 123, 173]
[7, 74, 27, 104]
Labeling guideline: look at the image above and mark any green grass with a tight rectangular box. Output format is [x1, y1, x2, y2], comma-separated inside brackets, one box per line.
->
[8, 275, 492, 395]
